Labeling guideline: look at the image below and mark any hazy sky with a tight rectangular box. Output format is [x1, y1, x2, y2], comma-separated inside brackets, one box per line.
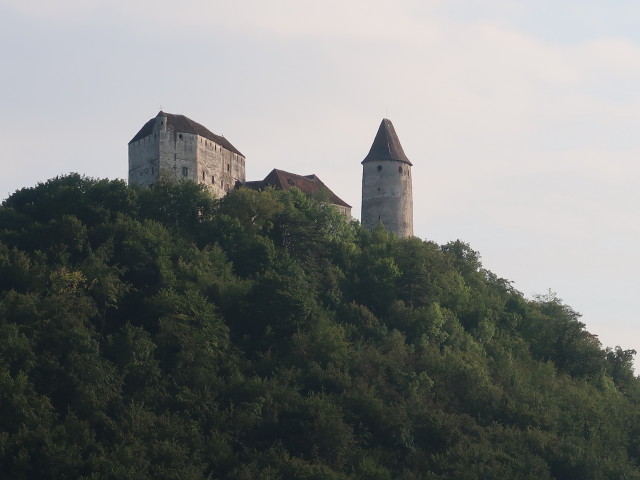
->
[2, 1, 640, 367]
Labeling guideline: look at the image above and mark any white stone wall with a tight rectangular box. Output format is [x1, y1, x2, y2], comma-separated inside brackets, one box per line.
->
[128, 126, 160, 187]
[333, 204, 352, 219]
[361, 160, 413, 237]
[158, 129, 198, 184]
[196, 138, 245, 199]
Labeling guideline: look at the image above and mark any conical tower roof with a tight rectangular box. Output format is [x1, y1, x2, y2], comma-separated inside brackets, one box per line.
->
[362, 118, 412, 166]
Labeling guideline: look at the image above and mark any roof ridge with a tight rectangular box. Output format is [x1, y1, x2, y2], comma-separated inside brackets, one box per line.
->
[248, 169, 351, 208]
[129, 112, 244, 157]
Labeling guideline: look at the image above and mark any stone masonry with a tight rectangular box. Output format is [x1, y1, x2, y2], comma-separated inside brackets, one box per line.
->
[361, 119, 414, 237]
[128, 111, 245, 199]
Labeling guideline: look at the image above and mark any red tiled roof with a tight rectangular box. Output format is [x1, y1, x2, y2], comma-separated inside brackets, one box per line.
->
[246, 169, 351, 208]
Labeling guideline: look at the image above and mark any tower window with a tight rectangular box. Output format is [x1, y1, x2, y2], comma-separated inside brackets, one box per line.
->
[179, 134, 183, 140]
[202, 171, 205, 181]
[211, 175, 215, 184]
[398, 166, 403, 173]
[377, 165, 382, 172]
[182, 167, 188, 176]
[227, 164, 231, 172]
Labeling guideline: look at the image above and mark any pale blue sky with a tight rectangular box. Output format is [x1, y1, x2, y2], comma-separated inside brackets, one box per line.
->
[2, 0, 640, 368]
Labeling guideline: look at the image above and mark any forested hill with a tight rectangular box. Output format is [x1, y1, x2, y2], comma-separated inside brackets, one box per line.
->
[1, 174, 639, 479]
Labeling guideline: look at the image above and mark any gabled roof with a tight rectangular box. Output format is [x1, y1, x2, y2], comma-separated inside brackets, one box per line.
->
[245, 169, 351, 208]
[128, 111, 244, 156]
[362, 118, 412, 166]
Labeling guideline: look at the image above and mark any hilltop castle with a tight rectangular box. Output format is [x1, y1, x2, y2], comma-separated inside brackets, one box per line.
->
[128, 112, 413, 237]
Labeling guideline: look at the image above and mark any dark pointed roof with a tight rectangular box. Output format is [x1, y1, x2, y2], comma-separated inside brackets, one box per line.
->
[362, 118, 412, 166]
[245, 169, 351, 208]
[128, 111, 244, 156]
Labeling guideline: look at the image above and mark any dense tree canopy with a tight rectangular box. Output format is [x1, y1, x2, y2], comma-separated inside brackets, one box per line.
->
[0, 174, 639, 479]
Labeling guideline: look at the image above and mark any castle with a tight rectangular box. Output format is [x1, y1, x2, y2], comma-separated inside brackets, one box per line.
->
[128, 112, 246, 199]
[128, 112, 412, 236]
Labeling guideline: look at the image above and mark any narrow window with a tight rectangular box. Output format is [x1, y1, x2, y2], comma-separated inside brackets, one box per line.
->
[202, 171, 205, 181]
[377, 165, 382, 172]
[398, 166, 403, 173]
[211, 175, 215, 184]
[179, 134, 183, 140]
[182, 167, 188, 176]
[227, 164, 231, 172]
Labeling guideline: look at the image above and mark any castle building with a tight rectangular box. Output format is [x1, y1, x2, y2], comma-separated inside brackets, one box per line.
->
[245, 169, 352, 218]
[361, 119, 413, 237]
[128, 111, 245, 198]
[128, 112, 352, 217]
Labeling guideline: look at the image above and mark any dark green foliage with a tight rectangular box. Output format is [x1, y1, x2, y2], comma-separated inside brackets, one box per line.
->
[1, 174, 639, 479]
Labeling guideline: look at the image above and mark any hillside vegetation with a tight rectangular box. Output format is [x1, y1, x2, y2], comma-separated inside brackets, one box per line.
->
[1, 174, 639, 479]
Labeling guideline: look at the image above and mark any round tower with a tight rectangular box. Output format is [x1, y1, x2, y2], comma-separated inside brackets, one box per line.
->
[361, 118, 413, 237]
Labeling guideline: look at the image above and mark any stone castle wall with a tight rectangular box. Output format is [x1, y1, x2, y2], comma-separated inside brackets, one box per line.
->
[196, 137, 245, 198]
[361, 160, 413, 237]
[128, 122, 160, 187]
[128, 117, 245, 199]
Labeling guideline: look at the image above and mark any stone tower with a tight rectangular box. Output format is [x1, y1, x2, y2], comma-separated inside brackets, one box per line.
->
[361, 118, 413, 237]
[128, 111, 245, 198]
